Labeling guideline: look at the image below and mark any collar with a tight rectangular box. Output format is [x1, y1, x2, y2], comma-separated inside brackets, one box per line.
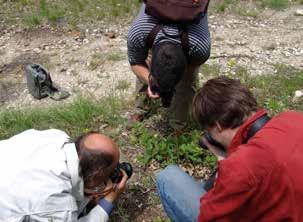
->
[227, 109, 267, 155]
[62, 142, 84, 202]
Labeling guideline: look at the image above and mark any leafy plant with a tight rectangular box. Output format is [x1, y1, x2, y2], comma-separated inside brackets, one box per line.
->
[130, 123, 217, 168]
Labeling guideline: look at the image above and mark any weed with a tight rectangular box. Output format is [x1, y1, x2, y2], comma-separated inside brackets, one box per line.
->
[130, 123, 217, 168]
[260, 0, 289, 10]
[116, 80, 131, 91]
[212, 0, 234, 13]
[0, 95, 126, 140]
[24, 14, 42, 26]
[237, 7, 259, 18]
[89, 51, 126, 71]
[152, 217, 171, 222]
[200, 62, 303, 115]
[1, 0, 140, 27]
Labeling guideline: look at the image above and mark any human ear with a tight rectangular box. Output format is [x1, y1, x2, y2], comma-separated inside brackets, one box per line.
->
[215, 122, 224, 132]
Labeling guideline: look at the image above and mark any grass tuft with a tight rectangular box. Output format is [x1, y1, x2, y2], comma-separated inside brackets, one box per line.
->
[260, 0, 289, 10]
[0, 95, 126, 140]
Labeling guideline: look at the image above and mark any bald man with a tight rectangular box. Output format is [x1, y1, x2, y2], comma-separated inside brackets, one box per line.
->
[0, 129, 128, 222]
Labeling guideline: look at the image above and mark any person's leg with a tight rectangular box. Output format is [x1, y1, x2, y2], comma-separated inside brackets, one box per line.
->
[167, 65, 200, 129]
[156, 165, 206, 222]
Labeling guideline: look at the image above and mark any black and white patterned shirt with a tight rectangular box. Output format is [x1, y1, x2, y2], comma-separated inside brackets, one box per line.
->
[127, 4, 211, 66]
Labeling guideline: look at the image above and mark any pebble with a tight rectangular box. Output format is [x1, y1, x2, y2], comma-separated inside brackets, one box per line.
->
[295, 9, 303, 16]
[292, 90, 303, 103]
[33, 48, 41, 53]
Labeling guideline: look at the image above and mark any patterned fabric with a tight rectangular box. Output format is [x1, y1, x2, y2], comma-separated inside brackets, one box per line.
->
[127, 4, 211, 66]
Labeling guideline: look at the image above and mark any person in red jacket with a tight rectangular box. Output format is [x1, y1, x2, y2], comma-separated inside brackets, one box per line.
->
[156, 76, 303, 222]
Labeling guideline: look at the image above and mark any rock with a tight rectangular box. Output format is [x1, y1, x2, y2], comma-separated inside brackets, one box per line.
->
[33, 48, 41, 53]
[294, 9, 303, 16]
[264, 43, 277, 51]
[60, 68, 67, 72]
[105, 31, 116, 39]
[292, 90, 303, 103]
[83, 38, 89, 44]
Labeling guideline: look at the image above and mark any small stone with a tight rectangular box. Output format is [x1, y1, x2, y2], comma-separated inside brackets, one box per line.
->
[60, 68, 67, 72]
[295, 9, 303, 16]
[33, 48, 41, 53]
[105, 31, 116, 39]
[83, 38, 89, 44]
[264, 43, 277, 51]
[292, 90, 303, 103]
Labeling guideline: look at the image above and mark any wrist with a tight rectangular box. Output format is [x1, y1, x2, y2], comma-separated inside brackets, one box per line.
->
[104, 191, 118, 203]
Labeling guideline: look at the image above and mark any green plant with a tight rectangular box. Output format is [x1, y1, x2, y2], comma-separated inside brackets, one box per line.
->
[1, 0, 140, 27]
[260, 0, 289, 10]
[130, 123, 217, 168]
[116, 80, 131, 91]
[0, 95, 126, 140]
[213, 0, 234, 13]
[152, 217, 171, 222]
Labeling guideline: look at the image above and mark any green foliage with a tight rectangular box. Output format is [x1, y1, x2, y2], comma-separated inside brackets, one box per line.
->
[0, 95, 126, 140]
[260, 0, 289, 10]
[201, 62, 303, 115]
[130, 123, 217, 168]
[89, 51, 126, 71]
[1, 0, 140, 26]
[213, 0, 234, 13]
[152, 217, 171, 222]
[242, 64, 303, 114]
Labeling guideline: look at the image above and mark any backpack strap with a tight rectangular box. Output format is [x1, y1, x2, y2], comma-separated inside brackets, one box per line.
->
[179, 27, 190, 58]
[243, 114, 271, 144]
[146, 24, 190, 59]
[146, 24, 163, 49]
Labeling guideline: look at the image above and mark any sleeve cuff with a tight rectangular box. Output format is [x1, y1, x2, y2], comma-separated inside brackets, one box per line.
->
[99, 198, 114, 215]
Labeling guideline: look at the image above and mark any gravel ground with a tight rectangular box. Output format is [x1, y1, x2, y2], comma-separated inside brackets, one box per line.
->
[0, 5, 302, 108]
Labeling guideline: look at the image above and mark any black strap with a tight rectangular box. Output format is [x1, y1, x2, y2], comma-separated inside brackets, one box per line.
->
[204, 113, 271, 191]
[146, 24, 163, 49]
[146, 24, 189, 59]
[179, 26, 190, 58]
[243, 114, 271, 144]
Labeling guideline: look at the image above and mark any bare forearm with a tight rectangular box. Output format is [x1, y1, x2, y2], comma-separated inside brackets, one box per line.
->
[131, 64, 150, 84]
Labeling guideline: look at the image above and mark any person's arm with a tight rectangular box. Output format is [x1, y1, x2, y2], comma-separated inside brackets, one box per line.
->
[78, 170, 129, 222]
[131, 64, 149, 84]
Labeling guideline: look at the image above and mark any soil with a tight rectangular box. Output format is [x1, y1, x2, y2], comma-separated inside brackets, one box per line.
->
[0, 4, 302, 221]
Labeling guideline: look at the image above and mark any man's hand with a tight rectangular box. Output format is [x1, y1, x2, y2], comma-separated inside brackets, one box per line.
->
[104, 170, 128, 203]
[201, 137, 227, 161]
[147, 85, 160, 99]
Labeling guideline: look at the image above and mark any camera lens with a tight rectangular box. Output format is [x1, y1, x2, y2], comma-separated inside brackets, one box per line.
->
[110, 162, 133, 184]
[198, 132, 225, 151]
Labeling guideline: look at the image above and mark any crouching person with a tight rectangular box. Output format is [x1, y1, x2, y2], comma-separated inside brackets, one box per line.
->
[156, 76, 303, 222]
[0, 129, 129, 221]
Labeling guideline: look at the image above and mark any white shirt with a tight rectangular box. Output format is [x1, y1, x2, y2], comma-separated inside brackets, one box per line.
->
[0, 129, 109, 222]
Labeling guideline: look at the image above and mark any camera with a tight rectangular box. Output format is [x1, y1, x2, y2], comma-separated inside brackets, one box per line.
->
[110, 162, 133, 184]
[198, 132, 225, 151]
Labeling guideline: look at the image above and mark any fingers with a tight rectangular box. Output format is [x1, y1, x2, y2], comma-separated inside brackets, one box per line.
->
[117, 169, 128, 190]
[147, 86, 160, 99]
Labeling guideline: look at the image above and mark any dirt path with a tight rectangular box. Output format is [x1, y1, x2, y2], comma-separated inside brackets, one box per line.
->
[0, 5, 302, 108]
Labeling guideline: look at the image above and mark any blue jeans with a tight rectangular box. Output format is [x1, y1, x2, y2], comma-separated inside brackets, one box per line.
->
[156, 165, 207, 222]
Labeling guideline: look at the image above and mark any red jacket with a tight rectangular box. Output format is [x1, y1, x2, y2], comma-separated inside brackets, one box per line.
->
[199, 110, 303, 222]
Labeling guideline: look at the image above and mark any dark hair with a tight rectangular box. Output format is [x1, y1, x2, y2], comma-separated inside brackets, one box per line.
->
[150, 41, 187, 107]
[193, 76, 258, 130]
[75, 131, 114, 188]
